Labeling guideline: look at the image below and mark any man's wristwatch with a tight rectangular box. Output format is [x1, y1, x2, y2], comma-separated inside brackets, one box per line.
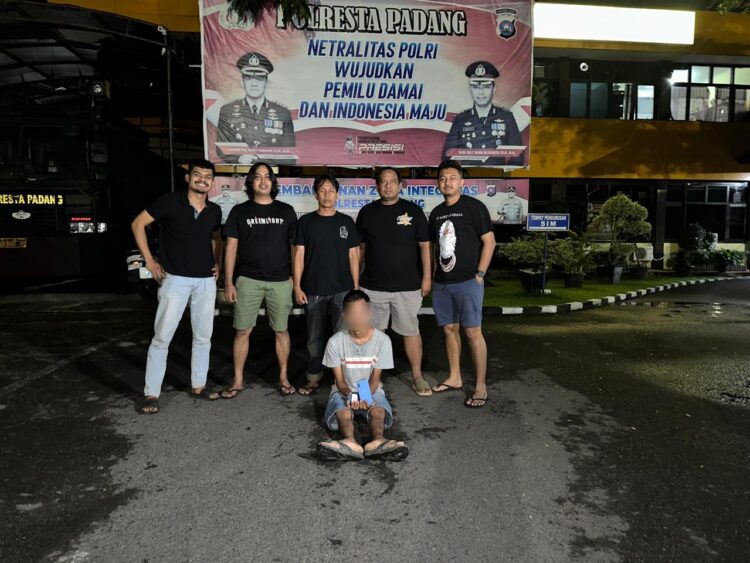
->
[476, 270, 486, 278]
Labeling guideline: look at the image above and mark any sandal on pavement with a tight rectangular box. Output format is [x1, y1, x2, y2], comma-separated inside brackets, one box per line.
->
[140, 397, 159, 414]
[364, 440, 409, 461]
[432, 383, 463, 394]
[464, 396, 488, 409]
[298, 383, 319, 396]
[190, 386, 221, 401]
[280, 383, 297, 396]
[412, 378, 433, 396]
[221, 387, 244, 399]
[317, 440, 364, 461]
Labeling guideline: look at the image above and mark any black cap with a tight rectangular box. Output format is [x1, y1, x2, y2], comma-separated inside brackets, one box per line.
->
[465, 61, 499, 81]
[237, 52, 273, 76]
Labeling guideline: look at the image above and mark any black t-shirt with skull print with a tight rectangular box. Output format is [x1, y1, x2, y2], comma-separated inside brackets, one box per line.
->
[294, 211, 359, 296]
[429, 195, 492, 284]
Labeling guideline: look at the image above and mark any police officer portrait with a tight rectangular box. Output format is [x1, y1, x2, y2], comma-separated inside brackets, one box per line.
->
[441, 61, 524, 167]
[496, 185, 526, 225]
[216, 51, 296, 165]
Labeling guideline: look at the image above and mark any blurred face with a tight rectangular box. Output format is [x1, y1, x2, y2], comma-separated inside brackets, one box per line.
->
[251, 165, 272, 199]
[438, 167, 463, 198]
[508, 188, 516, 199]
[343, 299, 372, 332]
[315, 180, 338, 210]
[186, 167, 214, 195]
[377, 170, 401, 202]
[242, 74, 267, 99]
[469, 80, 495, 108]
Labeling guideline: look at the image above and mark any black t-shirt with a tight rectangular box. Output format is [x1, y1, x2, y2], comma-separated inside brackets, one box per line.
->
[356, 199, 429, 292]
[146, 192, 221, 278]
[294, 211, 359, 295]
[223, 199, 297, 282]
[429, 195, 492, 284]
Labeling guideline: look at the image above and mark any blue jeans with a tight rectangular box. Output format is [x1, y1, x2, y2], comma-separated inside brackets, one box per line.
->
[324, 388, 393, 431]
[144, 274, 217, 397]
[304, 292, 347, 381]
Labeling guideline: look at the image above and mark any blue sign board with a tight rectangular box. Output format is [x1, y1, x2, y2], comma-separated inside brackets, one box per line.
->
[526, 213, 571, 232]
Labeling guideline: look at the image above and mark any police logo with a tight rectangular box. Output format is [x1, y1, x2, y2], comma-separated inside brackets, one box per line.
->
[475, 64, 486, 77]
[486, 185, 497, 197]
[396, 213, 413, 226]
[248, 55, 260, 67]
[339, 226, 349, 239]
[495, 8, 517, 40]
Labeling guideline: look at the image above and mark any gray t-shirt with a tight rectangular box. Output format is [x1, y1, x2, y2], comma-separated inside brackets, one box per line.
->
[323, 329, 394, 394]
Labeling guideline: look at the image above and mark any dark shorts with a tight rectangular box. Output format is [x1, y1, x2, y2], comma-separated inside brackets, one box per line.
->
[432, 278, 484, 327]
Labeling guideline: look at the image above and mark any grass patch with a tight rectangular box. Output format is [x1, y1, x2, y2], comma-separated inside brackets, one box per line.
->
[425, 275, 703, 308]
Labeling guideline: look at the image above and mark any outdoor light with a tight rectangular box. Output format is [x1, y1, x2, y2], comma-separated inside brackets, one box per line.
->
[535, 4, 695, 45]
[579, 62, 589, 72]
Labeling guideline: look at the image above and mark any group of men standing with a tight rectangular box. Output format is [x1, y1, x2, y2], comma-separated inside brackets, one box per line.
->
[131, 158, 495, 433]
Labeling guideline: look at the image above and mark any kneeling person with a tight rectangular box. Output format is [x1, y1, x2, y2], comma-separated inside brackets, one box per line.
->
[317, 290, 408, 462]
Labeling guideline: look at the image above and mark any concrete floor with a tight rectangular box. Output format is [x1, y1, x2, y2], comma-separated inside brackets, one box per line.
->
[1, 280, 749, 562]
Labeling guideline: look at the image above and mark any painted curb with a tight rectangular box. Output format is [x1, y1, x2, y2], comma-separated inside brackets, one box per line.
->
[419, 276, 739, 316]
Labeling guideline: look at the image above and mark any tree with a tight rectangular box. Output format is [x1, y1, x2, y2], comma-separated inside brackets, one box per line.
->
[590, 193, 652, 266]
[228, 0, 311, 26]
[711, 0, 750, 13]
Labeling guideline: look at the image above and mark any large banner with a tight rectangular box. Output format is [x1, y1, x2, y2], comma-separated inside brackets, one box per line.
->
[208, 177, 529, 225]
[200, 1, 532, 168]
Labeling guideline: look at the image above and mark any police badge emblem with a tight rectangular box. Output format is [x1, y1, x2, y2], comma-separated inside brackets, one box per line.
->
[248, 55, 260, 67]
[486, 185, 497, 197]
[495, 8, 517, 40]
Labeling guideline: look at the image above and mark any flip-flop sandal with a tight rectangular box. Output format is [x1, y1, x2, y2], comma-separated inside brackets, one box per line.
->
[298, 384, 319, 396]
[365, 440, 409, 461]
[412, 379, 433, 396]
[221, 387, 244, 399]
[190, 386, 221, 401]
[432, 383, 463, 394]
[317, 441, 364, 461]
[280, 384, 297, 396]
[140, 397, 159, 414]
[464, 396, 488, 409]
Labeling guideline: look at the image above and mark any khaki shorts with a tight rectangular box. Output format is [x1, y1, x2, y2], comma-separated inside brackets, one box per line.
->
[361, 287, 422, 336]
[234, 276, 293, 332]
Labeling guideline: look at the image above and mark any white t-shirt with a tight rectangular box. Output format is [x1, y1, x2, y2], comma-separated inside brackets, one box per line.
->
[322, 329, 394, 393]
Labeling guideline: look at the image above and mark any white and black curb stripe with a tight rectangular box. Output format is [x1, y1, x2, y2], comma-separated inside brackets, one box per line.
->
[419, 276, 738, 316]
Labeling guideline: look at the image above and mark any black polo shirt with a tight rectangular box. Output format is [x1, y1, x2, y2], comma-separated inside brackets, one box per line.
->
[146, 192, 221, 278]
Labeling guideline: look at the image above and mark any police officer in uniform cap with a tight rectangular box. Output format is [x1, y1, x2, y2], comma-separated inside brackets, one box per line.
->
[216, 51, 296, 164]
[442, 61, 523, 166]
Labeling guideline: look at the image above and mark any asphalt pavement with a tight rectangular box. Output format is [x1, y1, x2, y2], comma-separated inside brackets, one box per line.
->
[1, 280, 749, 562]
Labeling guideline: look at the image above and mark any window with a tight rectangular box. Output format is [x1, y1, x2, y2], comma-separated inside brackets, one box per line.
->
[713, 66, 732, 84]
[636, 85, 654, 119]
[569, 82, 587, 117]
[734, 88, 750, 122]
[729, 207, 746, 240]
[590, 82, 608, 118]
[735, 67, 750, 86]
[612, 83, 634, 119]
[665, 183, 747, 242]
[689, 86, 730, 122]
[670, 85, 687, 120]
[691, 65, 710, 84]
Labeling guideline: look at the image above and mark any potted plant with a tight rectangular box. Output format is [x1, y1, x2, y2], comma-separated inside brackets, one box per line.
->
[709, 248, 745, 273]
[630, 247, 652, 280]
[500, 234, 547, 294]
[550, 231, 594, 287]
[589, 193, 652, 284]
[675, 222, 713, 275]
